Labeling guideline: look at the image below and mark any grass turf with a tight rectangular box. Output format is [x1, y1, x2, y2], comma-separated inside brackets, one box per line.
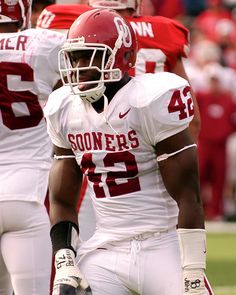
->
[206, 233, 236, 295]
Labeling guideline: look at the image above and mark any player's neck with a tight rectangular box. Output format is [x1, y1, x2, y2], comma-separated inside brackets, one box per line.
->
[92, 74, 131, 113]
[105, 73, 131, 98]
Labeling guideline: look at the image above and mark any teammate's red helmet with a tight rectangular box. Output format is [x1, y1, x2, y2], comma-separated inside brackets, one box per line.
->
[89, 0, 143, 16]
[59, 8, 137, 103]
[0, 0, 31, 29]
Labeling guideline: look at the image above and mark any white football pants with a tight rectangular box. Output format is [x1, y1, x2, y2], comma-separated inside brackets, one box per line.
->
[0, 201, 52, 295]
[78, 229, 183, 295]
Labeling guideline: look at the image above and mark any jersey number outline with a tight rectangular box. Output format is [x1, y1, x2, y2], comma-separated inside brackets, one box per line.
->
[81, 151, 141, 198]
[134, 48, 166, 75]
[168, 86, 194, 119]
[0, 61, 43, 130]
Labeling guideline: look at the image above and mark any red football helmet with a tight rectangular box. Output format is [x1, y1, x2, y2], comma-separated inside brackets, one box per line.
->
[59, 8, 137, 103]
[0, 0, 31, 29]
[89, 0, 143, 16]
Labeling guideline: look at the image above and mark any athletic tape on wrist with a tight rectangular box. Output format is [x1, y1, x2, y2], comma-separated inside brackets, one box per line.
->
[183, 269, 205, 293]
[54, 249, 79, 288]
[177, 228, 206, 270]
[50, 221, 79, 255]
[54, 248, 91, 291]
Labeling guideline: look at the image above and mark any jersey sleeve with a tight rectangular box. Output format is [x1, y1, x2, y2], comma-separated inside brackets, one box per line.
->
[146, 87, 192, 144]
[153, 17, 190, 65]
[44, 87, 72, 149]
[33, 29, 66, 92]
[129, 73, 193, 144]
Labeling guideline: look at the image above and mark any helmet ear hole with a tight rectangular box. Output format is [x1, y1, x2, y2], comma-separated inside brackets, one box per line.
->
[124, 52, 131, 61]
[124, 49, 136, 67]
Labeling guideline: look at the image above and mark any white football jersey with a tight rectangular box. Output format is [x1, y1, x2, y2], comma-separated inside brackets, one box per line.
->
[0, 28, 65, 203]
[45, 72, 194, 254]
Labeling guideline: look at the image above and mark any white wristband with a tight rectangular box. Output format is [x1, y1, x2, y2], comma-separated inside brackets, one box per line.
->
[177, 228, 206, 270]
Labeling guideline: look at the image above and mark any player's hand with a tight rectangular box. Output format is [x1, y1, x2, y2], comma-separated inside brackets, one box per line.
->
[52, 248, 92, 295]
[183, 269, 208, 294]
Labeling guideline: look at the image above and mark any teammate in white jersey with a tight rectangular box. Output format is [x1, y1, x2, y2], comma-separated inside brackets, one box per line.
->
[44, 8, 209, 295]
[0, 1, 65, 294]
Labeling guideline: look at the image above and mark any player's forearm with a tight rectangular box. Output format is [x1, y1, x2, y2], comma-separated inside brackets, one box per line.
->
[48, 156, 82, 225]
[177, 199, 205, 229]
[49, 200, 79, 227]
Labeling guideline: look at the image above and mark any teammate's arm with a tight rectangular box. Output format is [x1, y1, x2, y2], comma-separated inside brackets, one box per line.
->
[172, 58, 201, 142]
[156, 128, 207, 294]
[48, 145, 91, 295]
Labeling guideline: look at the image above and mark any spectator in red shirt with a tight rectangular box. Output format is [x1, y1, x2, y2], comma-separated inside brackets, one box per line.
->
[194, 0, 232, 41]
[197, 63, 236, 220]
[143, 0, 186, 19]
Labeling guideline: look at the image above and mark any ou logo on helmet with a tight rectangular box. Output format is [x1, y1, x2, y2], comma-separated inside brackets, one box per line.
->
[114, 16, 132, 48]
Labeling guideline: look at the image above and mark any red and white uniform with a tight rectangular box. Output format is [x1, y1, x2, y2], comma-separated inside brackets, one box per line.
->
[37, 4, 190, 241]
[0, 28, 65, 295]
[44, 72, 194, 294]
[37, 5, 190, 74]
[45, 73, 192, 252]
[36, 4, 91, 31]
[0, 28, 65, 203]
[127, 15, 190, 74]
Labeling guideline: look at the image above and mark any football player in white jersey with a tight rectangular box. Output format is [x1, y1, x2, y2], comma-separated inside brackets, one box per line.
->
[88, 0, 201, 142]
[37, 0, 200, 142]
[0, 0, 65, 294]
[36, 0, 202, 243]
[44, 8, 210, 295]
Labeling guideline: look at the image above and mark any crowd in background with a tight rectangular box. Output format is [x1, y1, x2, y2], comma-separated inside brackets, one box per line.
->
[160, 0, 236, 222]
[32, 0, 236, 221]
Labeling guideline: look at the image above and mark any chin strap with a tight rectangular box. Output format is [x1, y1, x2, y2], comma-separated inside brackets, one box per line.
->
[75, 83, 106, 104]
[105, 30, 123, 70]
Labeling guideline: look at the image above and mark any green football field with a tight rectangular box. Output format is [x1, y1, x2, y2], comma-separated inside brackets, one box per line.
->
[206, 233, 236, 295]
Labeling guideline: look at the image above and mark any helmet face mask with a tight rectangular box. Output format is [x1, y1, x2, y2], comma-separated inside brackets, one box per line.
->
[59, 39, 121, 103]
[59, 9, 137, 103]
[0, 0, 31, 29]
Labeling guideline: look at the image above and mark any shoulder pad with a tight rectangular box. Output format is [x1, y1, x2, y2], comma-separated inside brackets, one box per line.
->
[129, 72, 189, 108]
[43, 86, 73, 117]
